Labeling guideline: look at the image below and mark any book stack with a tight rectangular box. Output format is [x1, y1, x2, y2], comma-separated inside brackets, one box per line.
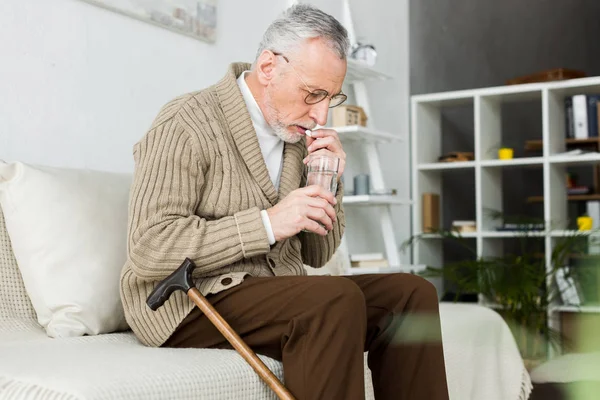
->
[350, 253, 389, 269]
[565, 94, 600, 139]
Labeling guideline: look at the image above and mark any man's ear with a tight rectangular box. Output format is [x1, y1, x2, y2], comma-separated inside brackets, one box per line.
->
[255, 50, 277, 86]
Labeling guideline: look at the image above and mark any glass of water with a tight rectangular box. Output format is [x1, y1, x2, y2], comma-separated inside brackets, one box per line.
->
[303, 155, 340, 233]
[306, 155, 340, 194]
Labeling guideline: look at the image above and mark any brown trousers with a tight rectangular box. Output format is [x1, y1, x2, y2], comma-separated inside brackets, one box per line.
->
[163, 273, 449, 400]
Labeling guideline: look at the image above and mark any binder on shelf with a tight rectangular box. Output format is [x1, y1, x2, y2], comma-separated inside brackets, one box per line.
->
[556, 267, 583, 306]
[573, 94, 589, 139]
[587, 95, 600, 138]
[565, 97, 574, 139]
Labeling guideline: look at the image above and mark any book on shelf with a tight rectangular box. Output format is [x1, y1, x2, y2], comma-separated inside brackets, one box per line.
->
[568, 186, 591, 195]
[496, 223, 545, 231]
[586, 200, 600, 254]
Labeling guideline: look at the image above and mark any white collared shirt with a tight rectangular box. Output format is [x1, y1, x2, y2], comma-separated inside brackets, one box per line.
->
[237, 71, 282, 245]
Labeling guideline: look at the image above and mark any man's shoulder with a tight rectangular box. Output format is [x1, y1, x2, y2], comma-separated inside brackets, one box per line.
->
[150, 86, 220, 130]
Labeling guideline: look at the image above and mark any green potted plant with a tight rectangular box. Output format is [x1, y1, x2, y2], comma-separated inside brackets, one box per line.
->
[403, 212, 594, 368]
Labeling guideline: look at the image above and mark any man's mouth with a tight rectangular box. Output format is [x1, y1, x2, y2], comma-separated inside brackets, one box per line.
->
[292, 124, 313, 135]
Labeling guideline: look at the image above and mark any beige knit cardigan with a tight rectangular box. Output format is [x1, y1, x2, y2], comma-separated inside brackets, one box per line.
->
[120, 62, 345, 347]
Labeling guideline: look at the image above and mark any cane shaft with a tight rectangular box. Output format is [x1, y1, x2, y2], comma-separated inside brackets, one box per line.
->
[187, 288, 295, 400]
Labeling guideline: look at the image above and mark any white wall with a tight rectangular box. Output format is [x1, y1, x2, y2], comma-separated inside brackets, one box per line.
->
[1, 0, 412, 263]
[0, 0, 283, 172]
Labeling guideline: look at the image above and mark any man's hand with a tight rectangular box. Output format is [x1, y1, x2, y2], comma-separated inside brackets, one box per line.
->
[266, 185, 337, 241]
[303, 128, 346, 177]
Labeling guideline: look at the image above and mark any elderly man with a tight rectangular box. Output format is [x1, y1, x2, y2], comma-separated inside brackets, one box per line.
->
[120, 4, 448, 400]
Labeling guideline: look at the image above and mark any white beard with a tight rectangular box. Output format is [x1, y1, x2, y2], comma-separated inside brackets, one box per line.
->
[264, 91, 303, 144]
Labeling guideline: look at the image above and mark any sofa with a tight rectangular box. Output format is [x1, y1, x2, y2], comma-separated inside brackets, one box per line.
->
[0, 160, 533, 399]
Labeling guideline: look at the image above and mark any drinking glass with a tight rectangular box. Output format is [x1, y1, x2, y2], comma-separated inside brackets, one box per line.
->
[305, 155, 340, 194]
[302, 155, 340, 232]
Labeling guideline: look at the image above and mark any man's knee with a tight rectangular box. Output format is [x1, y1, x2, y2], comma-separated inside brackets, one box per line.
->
[389, 273, 440, 307]
[308, 277, 367, 323]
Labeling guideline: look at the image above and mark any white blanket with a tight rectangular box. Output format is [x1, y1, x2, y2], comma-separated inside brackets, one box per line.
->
[0, 303, 531, 400]
[440, 302, 533, 400]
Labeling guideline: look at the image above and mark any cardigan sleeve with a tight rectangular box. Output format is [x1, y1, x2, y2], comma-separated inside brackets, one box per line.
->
[126, 118, 271, 280]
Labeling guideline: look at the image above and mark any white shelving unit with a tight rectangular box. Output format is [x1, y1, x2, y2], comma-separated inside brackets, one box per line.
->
[411, 76, 600, 348]
[333, 0, 412, 274]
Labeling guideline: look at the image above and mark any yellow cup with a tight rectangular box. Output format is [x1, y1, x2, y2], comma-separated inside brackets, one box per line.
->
[578, 216, 593, 231]
[498, 148, 514, 160]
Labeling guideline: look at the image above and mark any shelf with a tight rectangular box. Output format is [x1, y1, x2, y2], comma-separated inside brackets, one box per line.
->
[333, 125, 400, 143]
[552, 305, 600, 313]
[342, 195, 411, 206]
[549, 153, 600, 165]
[480, 157, 544, 167]
[528, 194, 600, 203]
[525, 138, 600, 151]
[417, 161, 476, 171]
[345, 59, 391, 83]
[412, 76, 600, 105]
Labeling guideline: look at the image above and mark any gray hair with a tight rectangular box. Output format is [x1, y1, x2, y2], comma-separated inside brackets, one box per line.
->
[256, 3, 350, 61]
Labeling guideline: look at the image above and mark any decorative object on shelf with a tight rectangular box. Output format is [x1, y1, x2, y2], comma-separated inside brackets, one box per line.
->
[350, 253, 389, 268]
[505, 68, 586, 86]
[422, 193, 440, 233]
[438, 152, 474, 162]
[353, 174, 370, 195]
[451, 220, 476, 233]
[79, 0, 217, 43]
[577, 215, 593, 231]
[370, 188, 397, 196]
[332, 105, 368, 127]
[498, 147, 514, 160]
[349, 42, 377, 67]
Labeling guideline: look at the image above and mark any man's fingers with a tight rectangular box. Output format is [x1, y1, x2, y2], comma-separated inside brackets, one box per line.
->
[305, 208, 333, 231]
[306, 197, 336, 222]
[302, 185, 336, 205]
[302, 218, 329, 236]
[307, 136, 337, 152]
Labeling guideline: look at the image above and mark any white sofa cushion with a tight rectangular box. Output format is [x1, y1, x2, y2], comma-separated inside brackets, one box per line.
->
[0, 161, 131, 337]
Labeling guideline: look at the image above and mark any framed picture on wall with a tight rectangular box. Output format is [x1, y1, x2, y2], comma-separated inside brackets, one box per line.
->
[80, 0, 217, 43]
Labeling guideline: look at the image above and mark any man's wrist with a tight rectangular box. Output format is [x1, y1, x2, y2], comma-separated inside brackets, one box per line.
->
[260, 210, 276, 245]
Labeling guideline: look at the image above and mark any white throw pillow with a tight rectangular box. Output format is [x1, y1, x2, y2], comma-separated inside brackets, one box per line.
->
[0, 161, 132, 337]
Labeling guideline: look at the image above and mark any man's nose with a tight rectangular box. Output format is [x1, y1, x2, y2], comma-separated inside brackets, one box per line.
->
[308, 100, 330, 127]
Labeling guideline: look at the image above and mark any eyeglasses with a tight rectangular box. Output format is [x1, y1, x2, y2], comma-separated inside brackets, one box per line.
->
[272, 52, 347, 108]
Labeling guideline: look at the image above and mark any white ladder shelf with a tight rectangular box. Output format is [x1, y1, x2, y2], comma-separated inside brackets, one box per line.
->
[336, 0, 412, 275]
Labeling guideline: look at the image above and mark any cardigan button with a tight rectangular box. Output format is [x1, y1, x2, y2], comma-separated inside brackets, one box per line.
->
[221, 277, 233, 286]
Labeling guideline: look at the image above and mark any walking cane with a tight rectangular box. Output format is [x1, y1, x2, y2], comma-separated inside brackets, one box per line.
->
[147, 258, 295, 400]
